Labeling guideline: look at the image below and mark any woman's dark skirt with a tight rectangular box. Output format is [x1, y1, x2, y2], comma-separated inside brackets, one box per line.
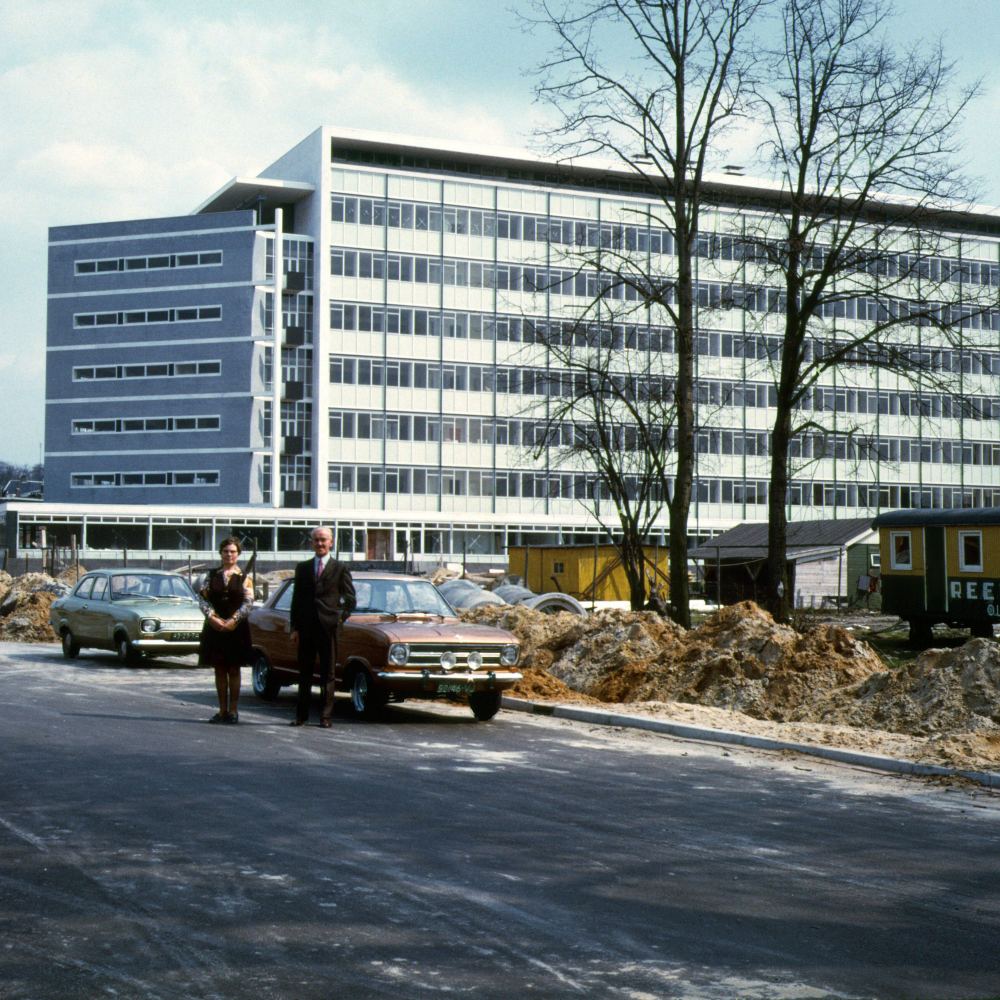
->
[198, 620, 253, 669]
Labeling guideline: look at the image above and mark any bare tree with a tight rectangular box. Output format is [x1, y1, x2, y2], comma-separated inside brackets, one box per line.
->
[747, 0, 981, 621]
[527, 305, 675, 609]
[526, 0, 765, 626]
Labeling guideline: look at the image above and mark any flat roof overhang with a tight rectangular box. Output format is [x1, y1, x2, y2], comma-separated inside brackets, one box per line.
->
[192, 177, 315, 217]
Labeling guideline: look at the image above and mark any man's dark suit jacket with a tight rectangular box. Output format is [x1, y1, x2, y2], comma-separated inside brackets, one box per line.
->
[289, 558, 357, 637]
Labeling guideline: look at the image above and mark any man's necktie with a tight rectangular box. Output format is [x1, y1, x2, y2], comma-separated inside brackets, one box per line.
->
[316, 559, 323, 581]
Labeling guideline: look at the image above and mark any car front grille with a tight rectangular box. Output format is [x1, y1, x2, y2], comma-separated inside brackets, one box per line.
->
[406, 644, 505, 670]
[159, 621, 204, 632]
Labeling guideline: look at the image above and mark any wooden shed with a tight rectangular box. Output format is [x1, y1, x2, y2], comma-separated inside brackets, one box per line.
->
[689, 518, 879, 609]
[506, 544, 669, 603]
[873, 507, 1000, 643]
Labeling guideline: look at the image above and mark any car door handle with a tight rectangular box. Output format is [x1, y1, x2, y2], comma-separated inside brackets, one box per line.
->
[81, 604, 88, 610]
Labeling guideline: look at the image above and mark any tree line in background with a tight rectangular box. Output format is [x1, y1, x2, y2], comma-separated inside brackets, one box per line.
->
[0, 462, 44, 488]
[524, 0, 981, 624]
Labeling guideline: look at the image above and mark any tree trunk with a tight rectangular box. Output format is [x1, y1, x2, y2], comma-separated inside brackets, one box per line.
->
[766, 399, 793, 623]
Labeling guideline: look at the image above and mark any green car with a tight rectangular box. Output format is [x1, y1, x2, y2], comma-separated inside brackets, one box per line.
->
[49, 569, 206, 663]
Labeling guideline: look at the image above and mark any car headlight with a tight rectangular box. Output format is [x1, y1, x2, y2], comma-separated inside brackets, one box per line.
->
[439, 650, 457, 671]
[466, 650, 483, 670]
[388, 643, 409, 666]
[500, 645, 520, 666]
[140, 619, 160, 634]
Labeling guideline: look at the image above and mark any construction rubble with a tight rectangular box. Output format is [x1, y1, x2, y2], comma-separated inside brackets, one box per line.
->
[0, 569, 73, 643]
[462, 601, 1000, 772]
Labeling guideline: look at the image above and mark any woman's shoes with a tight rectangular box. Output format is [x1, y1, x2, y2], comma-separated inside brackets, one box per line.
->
[226, 712, 239, 724]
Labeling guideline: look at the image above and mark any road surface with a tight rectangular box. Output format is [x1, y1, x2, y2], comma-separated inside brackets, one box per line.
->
[1, 643, 998, 999]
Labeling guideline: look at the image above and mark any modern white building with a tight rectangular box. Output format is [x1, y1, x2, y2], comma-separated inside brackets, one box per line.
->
[12, 126, 1000, 568]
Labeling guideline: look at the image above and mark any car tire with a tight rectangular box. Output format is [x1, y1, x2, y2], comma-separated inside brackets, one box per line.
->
[349, 667, 386, 720]
[61, 629, 80, 660]
[115, 632, 140, 665]
[469, 690, 502, 722]
[252, 652, 282, 701]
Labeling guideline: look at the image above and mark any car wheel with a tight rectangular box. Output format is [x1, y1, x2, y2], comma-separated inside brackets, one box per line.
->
[115, 632, 139, 665]
[61, 629, 80, 659]
[252, 652, 282, 701]
[349, 667, 386, 720]
[469, 690, 502, 722]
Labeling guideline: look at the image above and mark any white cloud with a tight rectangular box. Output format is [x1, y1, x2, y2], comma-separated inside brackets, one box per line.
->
[0, 4, 521, 463]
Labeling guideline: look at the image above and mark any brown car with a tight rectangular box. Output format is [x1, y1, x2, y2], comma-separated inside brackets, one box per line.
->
[248, 571, 522, 721]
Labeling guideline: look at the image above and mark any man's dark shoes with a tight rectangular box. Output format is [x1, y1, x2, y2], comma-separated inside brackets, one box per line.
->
[289, 718, 307, 727]
[209, 712, 226, 724]
[319, 718, 332, 728]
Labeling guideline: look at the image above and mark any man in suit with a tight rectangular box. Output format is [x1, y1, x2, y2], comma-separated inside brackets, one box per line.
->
[289, 526, 357, 728]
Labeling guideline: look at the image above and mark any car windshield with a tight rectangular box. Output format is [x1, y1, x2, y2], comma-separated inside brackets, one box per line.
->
[109, 574, 196, 600]
[354, 580, 455, 616]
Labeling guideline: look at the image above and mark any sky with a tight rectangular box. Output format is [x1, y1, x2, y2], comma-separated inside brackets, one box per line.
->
[2, 0, 1000, 465]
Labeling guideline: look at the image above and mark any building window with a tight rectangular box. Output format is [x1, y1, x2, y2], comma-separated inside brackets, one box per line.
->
[72, 416, 220, 434]
[959, 531, 983, 572]
[75, 251, 223, 275]
[71, 471, 219, 488]
[72, 361, 221, 381]
[73, 305, 222, 328]
[890, 531, 912, 570]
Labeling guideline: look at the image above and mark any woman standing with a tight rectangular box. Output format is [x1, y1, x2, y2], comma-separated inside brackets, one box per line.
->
[198, 536, 254, 724]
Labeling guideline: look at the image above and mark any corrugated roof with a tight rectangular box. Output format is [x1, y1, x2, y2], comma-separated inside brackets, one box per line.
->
[689, 518, 875, 561]
[872, 507, 1000, 528]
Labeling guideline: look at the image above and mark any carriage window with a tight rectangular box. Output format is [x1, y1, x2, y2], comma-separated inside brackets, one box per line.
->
[959, 531, 983, 572]
[890, 531, 912, 570]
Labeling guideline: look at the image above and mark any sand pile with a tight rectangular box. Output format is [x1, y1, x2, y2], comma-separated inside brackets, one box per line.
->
[56, 564, 86, 585]
[0, 590, 59, 642]
[585, 602, 885, 721]
[805, 638, 1000, 737]
[0, 572, 70, 643]
[463, 601, 887, 723]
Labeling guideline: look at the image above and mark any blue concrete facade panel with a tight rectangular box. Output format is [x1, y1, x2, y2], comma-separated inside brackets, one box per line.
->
[45, 395, 255, 454]
[46, 286, 255, 349]
[46, 451, 254, 506]
[49, 211, 256, 244]
[47, 226, 257, 296]
[46, 339, 256, 401]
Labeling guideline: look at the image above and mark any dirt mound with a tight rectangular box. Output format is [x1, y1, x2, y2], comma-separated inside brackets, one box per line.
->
[554, 602, 883, 721]
[0, 573, 68, 614]
[460, 604, 581, 671]
[0, 570, 11, 591]
[0, 591, 59, 642]
[57, 564, 86, 585]
[805, 639, 1000, 737]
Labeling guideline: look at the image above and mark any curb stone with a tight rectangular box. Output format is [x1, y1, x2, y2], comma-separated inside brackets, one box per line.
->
[501, 696, 1000, 790]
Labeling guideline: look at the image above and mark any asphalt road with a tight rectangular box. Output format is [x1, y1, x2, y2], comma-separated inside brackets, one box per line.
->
[1, 643, 999, 1000]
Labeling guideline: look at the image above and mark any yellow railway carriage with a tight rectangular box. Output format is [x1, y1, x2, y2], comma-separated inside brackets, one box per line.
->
[873, 508, 1000, 645]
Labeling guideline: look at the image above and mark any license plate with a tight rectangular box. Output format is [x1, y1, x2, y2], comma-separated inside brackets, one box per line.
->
[438, 681, 475, 694]
[171, 632, 201, 641]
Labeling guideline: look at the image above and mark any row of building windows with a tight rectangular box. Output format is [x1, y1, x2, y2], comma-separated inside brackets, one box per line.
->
[327, 353, 1000, 421]
[71, 471, 220, 488]
[71, 416, 221, 435]
[73, 306, 222, 328]
[331, 195, 677, 252]
[329, 188, 999, 283]
[72, 361, 221, 381]
[74, 251, 222, 275]
[327, 303, 1000, 380]
[328, 248, 1000, 328]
